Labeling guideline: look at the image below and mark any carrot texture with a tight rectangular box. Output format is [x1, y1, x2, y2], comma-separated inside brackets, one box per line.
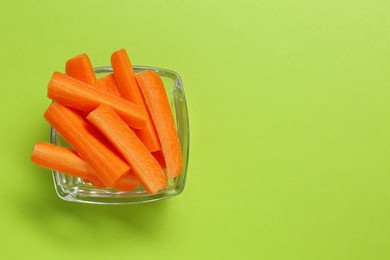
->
[87, 104, 167, 194]
[136, 70, 182, 177]
[65, 53, 96, 85]
[114, 174, 140, 191]
[44, 102, 130, 187]
[32, 141, 141, 190]
[95, 73, 121, 97]
[111, 49, 161, 152]
[47, 72, 147, 129]
[31, 142, 100, 182]
[84, 178, 107, 189]
[85, 174, 140, 191]
[152, 150, 167, 169]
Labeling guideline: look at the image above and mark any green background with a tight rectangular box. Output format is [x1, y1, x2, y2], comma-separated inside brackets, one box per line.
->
[1, 0, 389, 259]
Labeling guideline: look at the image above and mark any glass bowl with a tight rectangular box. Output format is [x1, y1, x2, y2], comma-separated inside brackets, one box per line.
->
[50, 66, 189, 204]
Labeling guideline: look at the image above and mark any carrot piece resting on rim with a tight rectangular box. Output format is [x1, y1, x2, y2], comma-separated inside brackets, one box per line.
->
[44, 102, 130, 188]
[31, 142, 140, 191]
[111, 49, 161, 152]
[136, 70, 182, 177]
[31, 142, 101, 183]
[65, 53, 96, 85]
[47, 72, 147, 129]
[87, 104, 167, 194]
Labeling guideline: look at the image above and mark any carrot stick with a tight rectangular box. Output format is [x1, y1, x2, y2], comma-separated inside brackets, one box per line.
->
[87, 179, 106, 189]
[31, 142, 140, 191]
[85, 173, 140, 191]
[31, 142, 101, 182]
[65, 53, 96, 85]
[152, 150, 166, 169]
[111, 49, 161, 152]
[114, 174, 140, 191]
[95, 73, 121, 97]
[47, 72, 147, 129]
[44, 102, 131, 188]
[87, 104, 167, 194]
[136, 70, 182, 177]
[110, 49, 141, 101]
[84, 178, 106, 188]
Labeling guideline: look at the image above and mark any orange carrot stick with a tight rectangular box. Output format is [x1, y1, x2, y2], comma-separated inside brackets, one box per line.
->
[32, 142, 139, 191]
[114, 174, 140, 191]
[111, 49, 161, 151]
[44, 102, 130, 187]
[85, 173, 140, 191]
[65, 53, 96, 85]
[31, 142, 101, 182]
[95, 73, 121, 97]
[47, 72, 147, 129]
[152, 150, 166, 169]
[87, 104, 167, 194]
[136, 70, 182, 177]
[84, 178, 107, 189]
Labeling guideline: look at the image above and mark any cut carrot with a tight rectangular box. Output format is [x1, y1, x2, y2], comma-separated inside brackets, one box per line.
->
[87, 104, 167, 194]
[31, 142, 140, 191]
[111, 49, 161, 152]
[87, 179, 106, 189]
[44, 102, 131, 188]
[110, 49, 140, 100]
[114, 173, 140, 191]
[152, 150, 166, 169]
[47, 72, 147, 129]
[95, 73, 121, 97]
[31, 142, 101, 182]
[85, 174, 139, 191]
[136, 70, 182, 177]
[65, 53, 96, 85]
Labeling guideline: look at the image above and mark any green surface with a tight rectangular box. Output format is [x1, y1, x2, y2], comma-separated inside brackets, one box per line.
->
[1, 0, 390, 259]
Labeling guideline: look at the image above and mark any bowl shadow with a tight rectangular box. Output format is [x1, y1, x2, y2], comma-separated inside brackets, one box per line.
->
[17, 165, 170, 244]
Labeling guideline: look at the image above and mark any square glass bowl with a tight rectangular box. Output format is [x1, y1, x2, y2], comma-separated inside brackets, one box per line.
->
[50, 66, 189, 204]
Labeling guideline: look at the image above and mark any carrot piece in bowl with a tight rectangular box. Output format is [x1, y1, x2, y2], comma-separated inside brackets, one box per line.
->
[31, 142, 100, 182]
[87, 104, 167, 194]
[136, 70, 182, 178]
[44, 102, 130, 188]
[47, 72, 147, 129]
[95, 73, 121, 97]
[111, 49, 161, 152]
